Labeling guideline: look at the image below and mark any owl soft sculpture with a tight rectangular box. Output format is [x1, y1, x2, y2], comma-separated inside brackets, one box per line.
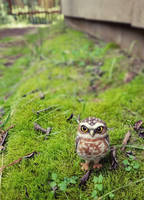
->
[76, 117, 109, 171]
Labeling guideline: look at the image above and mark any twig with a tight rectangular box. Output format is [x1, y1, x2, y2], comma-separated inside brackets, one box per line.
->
[79, 169, 93, 187]
[113, 144, 144, 150]
[0, 153, 4, 199]
[0, 131, 8, 146]
[45, 128, 52, 140]
[66, 113, 73, 122]
[34, 123, 47, 134]
[5, 125, 15, 132]
[0, 152, 37, 173]
[23, 152, 37, 159]
[0, 125, 14, 147]
[36, 106, 58, 115]
[125, 145, 144, 150]
[34, 123, 52, 136]
[98, 177, 144, 200]
[22, 89, 39, 97]
[109, 146, 118, 170]
[121, 131, 131, 151]
[24, 186, 29, 199]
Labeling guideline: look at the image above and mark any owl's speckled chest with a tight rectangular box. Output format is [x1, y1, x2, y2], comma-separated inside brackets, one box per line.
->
[77, 137, 109, 161]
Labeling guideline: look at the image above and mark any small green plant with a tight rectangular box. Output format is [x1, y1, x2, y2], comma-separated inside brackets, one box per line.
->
[50, 173, 78, 193]
[91, 174, 104, 199]
[92, 174, 115, 199]
[122, 155, 140, 172]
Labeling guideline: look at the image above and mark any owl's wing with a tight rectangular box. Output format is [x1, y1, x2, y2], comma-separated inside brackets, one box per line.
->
[75, 136, 80, 151]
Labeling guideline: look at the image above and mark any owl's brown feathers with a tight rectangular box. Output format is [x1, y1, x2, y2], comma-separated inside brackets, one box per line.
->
[76, 117, 109, 171]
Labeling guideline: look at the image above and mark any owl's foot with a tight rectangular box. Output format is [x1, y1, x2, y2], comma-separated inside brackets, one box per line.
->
[81, 162, 89, 171]
[93, 163, 102, 169]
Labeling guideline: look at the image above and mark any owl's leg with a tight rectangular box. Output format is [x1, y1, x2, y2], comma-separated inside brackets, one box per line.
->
[81, 161, 89, 171]
[93, 160, 102, 169]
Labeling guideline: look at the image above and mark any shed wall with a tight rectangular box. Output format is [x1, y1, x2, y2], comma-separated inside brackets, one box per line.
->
[61, 0, 144, 28]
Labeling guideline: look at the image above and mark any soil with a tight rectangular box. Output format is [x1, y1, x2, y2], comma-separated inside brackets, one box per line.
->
[0, 27, 37, 39]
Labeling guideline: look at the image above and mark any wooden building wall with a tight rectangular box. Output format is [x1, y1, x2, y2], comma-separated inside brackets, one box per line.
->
[61, 0, 144, 29]
[61, 0, 144, 58]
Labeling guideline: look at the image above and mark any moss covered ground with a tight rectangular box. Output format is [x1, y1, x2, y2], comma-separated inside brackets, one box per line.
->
[0, 20, 144, 200]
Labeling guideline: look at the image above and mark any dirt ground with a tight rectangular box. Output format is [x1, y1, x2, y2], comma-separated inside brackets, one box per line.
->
[0, 27, 37, 39]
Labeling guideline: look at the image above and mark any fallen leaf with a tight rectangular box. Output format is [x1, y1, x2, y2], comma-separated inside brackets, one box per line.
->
[34, 123, 52, 136]
[133, 120, 144, 139]
[66, 113, 73, 122]
[139, 131, 144, 139]
[24, 186, 29, 198]
[121, 131, 131, 151]
[124, 72, 137, 83]
[23, 152, 37, 159]
[134, 120, 143, 131]
[39, 91, 45, 99]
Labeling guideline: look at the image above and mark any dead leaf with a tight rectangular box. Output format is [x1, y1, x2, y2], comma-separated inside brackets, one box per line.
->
[133, 120, 144, 139]
[66, 113, 73, 122]
[121, 131, 131, 151]
[138, 130, 144, 139]
[24, 186, 29, 198]
[89, 81, 101, 92]
[34, 123, 52, 136]
[39, 92, 45, 99]
[45, 128, 52, 140]
[134, 120, 143, 131]
[124, 72, 137, 83]
[4, 62, 13, 67]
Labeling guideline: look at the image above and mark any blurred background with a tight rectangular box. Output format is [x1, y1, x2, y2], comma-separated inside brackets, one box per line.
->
[0, 0, 60, 25]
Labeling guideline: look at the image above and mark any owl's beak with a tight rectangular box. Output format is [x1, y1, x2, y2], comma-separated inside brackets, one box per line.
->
[90, 130, 95, 137]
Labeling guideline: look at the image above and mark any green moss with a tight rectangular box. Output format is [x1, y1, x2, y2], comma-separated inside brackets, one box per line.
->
[0, 20, 144, 200]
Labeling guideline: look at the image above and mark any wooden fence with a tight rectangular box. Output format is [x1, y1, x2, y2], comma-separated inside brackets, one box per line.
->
[6, 0, 60, 24]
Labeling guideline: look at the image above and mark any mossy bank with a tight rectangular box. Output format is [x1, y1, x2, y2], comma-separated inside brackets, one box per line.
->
[0, 20, 144, 200]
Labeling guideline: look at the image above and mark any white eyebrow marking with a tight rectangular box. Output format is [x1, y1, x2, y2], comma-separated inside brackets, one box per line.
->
[80, 122, 104, 129]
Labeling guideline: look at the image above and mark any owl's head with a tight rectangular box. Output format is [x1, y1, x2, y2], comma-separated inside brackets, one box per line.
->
[77, 117, 108, 138]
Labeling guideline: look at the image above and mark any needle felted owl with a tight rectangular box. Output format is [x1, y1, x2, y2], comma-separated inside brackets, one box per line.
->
[76, 117, 109, 171]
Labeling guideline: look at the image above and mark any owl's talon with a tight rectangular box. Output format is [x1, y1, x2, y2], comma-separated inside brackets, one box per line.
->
[93, 163, 102, 169]
[81, 162, 89, 171]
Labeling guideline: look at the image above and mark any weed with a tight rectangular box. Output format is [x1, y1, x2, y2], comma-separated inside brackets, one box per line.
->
[122, 155, 140, 171]
[50, 173, 78, 193]
[91, 175, 104, 199]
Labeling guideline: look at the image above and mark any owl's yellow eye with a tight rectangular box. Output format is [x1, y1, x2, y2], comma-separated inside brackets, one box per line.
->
[81, 125, 88, 133]
[95, 126, 103, 133]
